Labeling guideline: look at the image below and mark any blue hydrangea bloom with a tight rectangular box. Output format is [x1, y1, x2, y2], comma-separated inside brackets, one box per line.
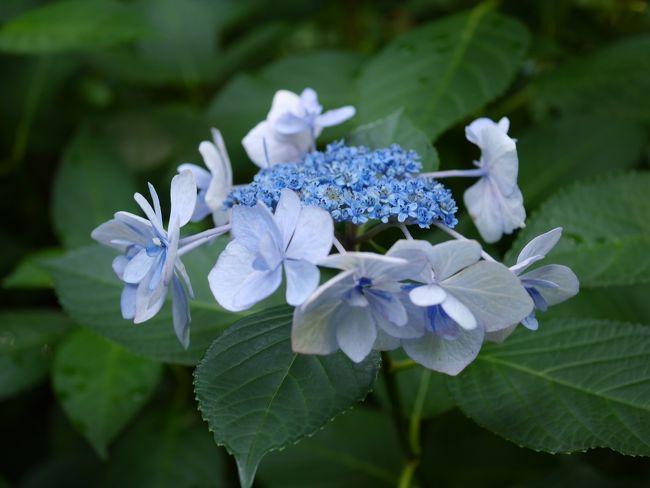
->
[225, 142, 458, 229]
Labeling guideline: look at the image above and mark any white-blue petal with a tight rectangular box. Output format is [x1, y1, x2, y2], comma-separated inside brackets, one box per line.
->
[316, 106, 356, 128]
[402, 325, 484, 375]
[171, 275, 191, 349]
[442, 261, 533, 332]
[231, 202, 281, 254]
[284, 259, 320, 307]
[409, 284, 447, 307]
[514, 227, 563, 271]
[178, 163, 211, 189]
[440, 294, 477, 330]
[335, 305, 377, 363]
[274, 189, 301, 250]
[520, 264, 579, 306]
[169, 169, 197, 228]
[123, 248, 157, 284]
[120, 284, 137, 320]
[286, 206, 334, 263]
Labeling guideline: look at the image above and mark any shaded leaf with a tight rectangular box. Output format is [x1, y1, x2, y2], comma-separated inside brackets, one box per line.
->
[194, 306, 380, 488]
[518, 114, 647, 208]
[0, 0, 149, 53]
[52, 130, 137, 249]
[357, 7, 529, 139]
[533, 36, 650, 122]
[102, 408, 228, 488]
[52, 329, 162, 458]
[0, 310, 71, 399]
[448, 318, 650, 455]
[348, 109, 439, 172]
[2, 248, 61, 289]
[257, 408, 402, 488]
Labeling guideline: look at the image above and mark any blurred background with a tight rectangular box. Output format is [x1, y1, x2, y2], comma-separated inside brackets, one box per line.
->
[1, 0, 649, 486]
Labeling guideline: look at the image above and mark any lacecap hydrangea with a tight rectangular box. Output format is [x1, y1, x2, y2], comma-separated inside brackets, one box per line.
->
[91, 86, 579, 379]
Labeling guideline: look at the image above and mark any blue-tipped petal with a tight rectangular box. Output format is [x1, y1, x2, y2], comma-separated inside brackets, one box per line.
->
[334, 305, 377, 363]
[123, 248, 156, 284]
[120, 285, 137, 320]
[172, 275, 191, 349]
[284, 259, 320, 307]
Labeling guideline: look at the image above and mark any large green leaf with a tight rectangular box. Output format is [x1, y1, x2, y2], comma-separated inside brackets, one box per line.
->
[52, 130, 137, 249]
[357, 7, 529, 139]
[348, 109, 439, 172]
[52, 329, 162, 458]
[194, 306, 380, 488]
[0, 0, 149, 53]
[102, 409, 228, 487]
[0, 310, 71, 399]
[509, 172, 650, 288]
[518, 114, 647, 208]
[448, 318, 650, 455]
[257, 408, 402, 488]
[532, 36, 650, 122]
[46, 243, 246, 365]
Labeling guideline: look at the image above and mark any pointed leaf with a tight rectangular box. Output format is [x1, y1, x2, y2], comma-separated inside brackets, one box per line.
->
[194, 306, 380, 488]
[0, 310, 71, 399]
[52, 329, 162, 458]
[357, 7, 529, 139]
[448, 318, 650, 455]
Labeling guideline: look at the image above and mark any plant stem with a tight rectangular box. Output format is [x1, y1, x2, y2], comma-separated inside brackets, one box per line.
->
[420, 168, 486, 179]
[390, 358, 418, 373]
[381, 352, 424, 487]
[355, 222, 392, 244]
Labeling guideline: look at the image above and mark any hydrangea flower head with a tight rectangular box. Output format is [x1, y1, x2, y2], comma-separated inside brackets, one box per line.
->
[178, 128, 233, 226]
[91, 170, 200, 348]
[209, 189, 333, 311]
[242, 88, 355, 168]
[292, 252, 424, 363]
[226, 142, 458, 229]
[463, 117, 526, 243]
[387, 239, 534, 374]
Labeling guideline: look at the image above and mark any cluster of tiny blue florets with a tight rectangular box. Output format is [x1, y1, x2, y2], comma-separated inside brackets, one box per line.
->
[225, 142, 458, 228]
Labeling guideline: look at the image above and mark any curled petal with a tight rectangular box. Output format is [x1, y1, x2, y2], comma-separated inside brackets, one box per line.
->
[335, 305, 377, 363]
[169, 170, 197, 228]
[284, 259, 320, 307]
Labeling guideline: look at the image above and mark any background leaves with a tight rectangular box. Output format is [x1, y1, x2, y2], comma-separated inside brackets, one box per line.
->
[52, 329, 162, 458]
[357, 7, 530, 139]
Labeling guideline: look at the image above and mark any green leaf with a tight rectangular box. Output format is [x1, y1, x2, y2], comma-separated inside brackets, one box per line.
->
[509, 172, 650, 288]
[533, 36, 650, 122]
[205, 50, 363, 169]
[102, 408, 228, 488]
[52, 130, 137, 249]
[257, 408, 402, 487]
[348, 109, 439, 172]
[194, 306, 380, 488]
[46, 243, 247, 365]
[447, 318, 650, 456]
[357, 6, 529, 139]
[52, 329, 162, 458]
[2, 248, 61, 289]
[0, 310, 71, 399]
[0, 0, 149, 53]
[518, 114, 647, 209]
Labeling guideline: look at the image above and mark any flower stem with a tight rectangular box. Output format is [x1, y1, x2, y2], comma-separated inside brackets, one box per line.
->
[433, 222, 497, 262]
[355, 222, 392, 244]
[399, 223, 413, 240]
[381, 352, 423, 486]
[420, 168, 486, 179]
[332, 237, 347, 254]
[390, 358, 418, 373]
